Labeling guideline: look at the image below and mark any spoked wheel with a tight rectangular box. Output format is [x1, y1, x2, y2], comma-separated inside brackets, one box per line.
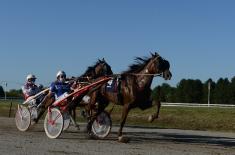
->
[63, 112, 71, 131]
[87, 111, 112, 139]
[15, 105, 31, 132]
[44, 108, 64, 139]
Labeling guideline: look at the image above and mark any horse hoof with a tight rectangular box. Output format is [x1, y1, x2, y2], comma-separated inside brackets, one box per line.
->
[148, 115, 154, 123]
[118, 136, 130, 143]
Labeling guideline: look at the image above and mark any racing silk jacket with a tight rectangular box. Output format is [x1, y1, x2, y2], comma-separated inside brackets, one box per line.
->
[50, 81, 71, 98]
[22, 83, 40, 99]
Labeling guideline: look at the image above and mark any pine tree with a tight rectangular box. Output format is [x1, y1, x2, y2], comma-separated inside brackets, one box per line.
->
[0, 86, 4, 97]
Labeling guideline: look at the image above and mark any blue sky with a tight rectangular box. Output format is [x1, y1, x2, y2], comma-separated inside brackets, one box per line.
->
[0, 0, 235, 90]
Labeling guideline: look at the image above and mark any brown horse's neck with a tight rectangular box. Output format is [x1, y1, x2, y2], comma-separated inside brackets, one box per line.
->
[136, 67, 154, 91]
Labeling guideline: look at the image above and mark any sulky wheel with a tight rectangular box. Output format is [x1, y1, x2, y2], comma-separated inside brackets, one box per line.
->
[15, 105, 31, 132]
[87, 111, 112, 139]
[44, 108, 64, 139]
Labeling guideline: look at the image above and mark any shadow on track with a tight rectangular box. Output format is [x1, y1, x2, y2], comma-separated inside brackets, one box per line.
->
[123, 131, 235, 148]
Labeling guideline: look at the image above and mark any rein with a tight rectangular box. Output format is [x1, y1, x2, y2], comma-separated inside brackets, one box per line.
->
[128, 73, 162, 77]
[111, 73, 163, 77]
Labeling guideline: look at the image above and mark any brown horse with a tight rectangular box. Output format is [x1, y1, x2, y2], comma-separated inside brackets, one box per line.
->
[69, 58, 113, 121]
[87, 52, 172, 142]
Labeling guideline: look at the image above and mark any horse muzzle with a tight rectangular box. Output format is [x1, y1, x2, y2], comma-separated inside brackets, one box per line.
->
[163, 71, 172, 80]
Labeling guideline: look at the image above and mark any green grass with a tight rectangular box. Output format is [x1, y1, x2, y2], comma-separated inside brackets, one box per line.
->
[0, 100, 20, 117]
[107, 105, 235, 132]
[1, 100, 234, 132]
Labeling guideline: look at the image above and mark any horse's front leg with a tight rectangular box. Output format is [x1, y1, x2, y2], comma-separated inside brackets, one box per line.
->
[68, 101, 77, 122]
[148, 100, 161, 123]
[71, 107, 76, 122]
[118, 104, 130, 143]
[148, 86, 161, 123]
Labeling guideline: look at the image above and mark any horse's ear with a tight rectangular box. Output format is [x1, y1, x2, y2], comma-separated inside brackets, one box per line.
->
[98, 59, 102, 63]
[155, 52, 159, 57]
[102, 58, 105, 62]
[150, 52, 159, 57]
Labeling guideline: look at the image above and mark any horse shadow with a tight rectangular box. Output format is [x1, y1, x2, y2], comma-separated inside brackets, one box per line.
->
[119, 129, 235, 148]
[55, 130, 235, 148]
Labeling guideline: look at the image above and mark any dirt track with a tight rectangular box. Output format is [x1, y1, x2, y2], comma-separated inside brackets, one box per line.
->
[0, 117, 235, 155]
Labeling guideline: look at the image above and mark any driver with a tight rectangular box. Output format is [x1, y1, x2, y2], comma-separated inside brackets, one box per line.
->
[22, 74, 41, 100]
[34, 71, 71, 123]
[50, 70, 71, 99]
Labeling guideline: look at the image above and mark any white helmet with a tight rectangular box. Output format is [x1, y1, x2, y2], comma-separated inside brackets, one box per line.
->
[56, 70, 66, 79]
[26, 74, 37, 81]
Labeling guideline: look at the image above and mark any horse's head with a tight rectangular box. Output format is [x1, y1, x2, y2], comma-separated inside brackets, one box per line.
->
[82, 58, 113, 79]
[148, 52, 172, 80]
[95, 58, 113, 77]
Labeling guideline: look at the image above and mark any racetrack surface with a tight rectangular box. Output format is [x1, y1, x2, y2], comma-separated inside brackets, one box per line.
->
[0, 117, 235, 155]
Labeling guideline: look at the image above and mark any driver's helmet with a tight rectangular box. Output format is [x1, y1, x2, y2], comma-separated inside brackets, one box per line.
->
[56, 70, 66, 82]
[26, 74, 36, 84]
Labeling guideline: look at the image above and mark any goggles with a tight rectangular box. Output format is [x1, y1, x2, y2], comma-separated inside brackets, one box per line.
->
[28, 78, 36, 82]
[59, 75, 66, 79]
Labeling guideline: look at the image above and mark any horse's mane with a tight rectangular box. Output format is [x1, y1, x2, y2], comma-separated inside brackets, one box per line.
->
[122, 56, 154, 74]
[80, 60, 103, 77]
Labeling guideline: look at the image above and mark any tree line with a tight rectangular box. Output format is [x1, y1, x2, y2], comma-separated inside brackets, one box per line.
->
[152, 77, 235, 104]
[0, 86, 22, 98]
[1, 77, 235, 104]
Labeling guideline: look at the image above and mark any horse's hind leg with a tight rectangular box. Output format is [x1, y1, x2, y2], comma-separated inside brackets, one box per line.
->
[118, 104, 130, 143]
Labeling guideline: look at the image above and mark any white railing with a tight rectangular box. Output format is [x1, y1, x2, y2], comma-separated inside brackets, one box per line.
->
[162, 102, 235, 108]
[1, 98, 235, 108]
[0, 97, 23, 101]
